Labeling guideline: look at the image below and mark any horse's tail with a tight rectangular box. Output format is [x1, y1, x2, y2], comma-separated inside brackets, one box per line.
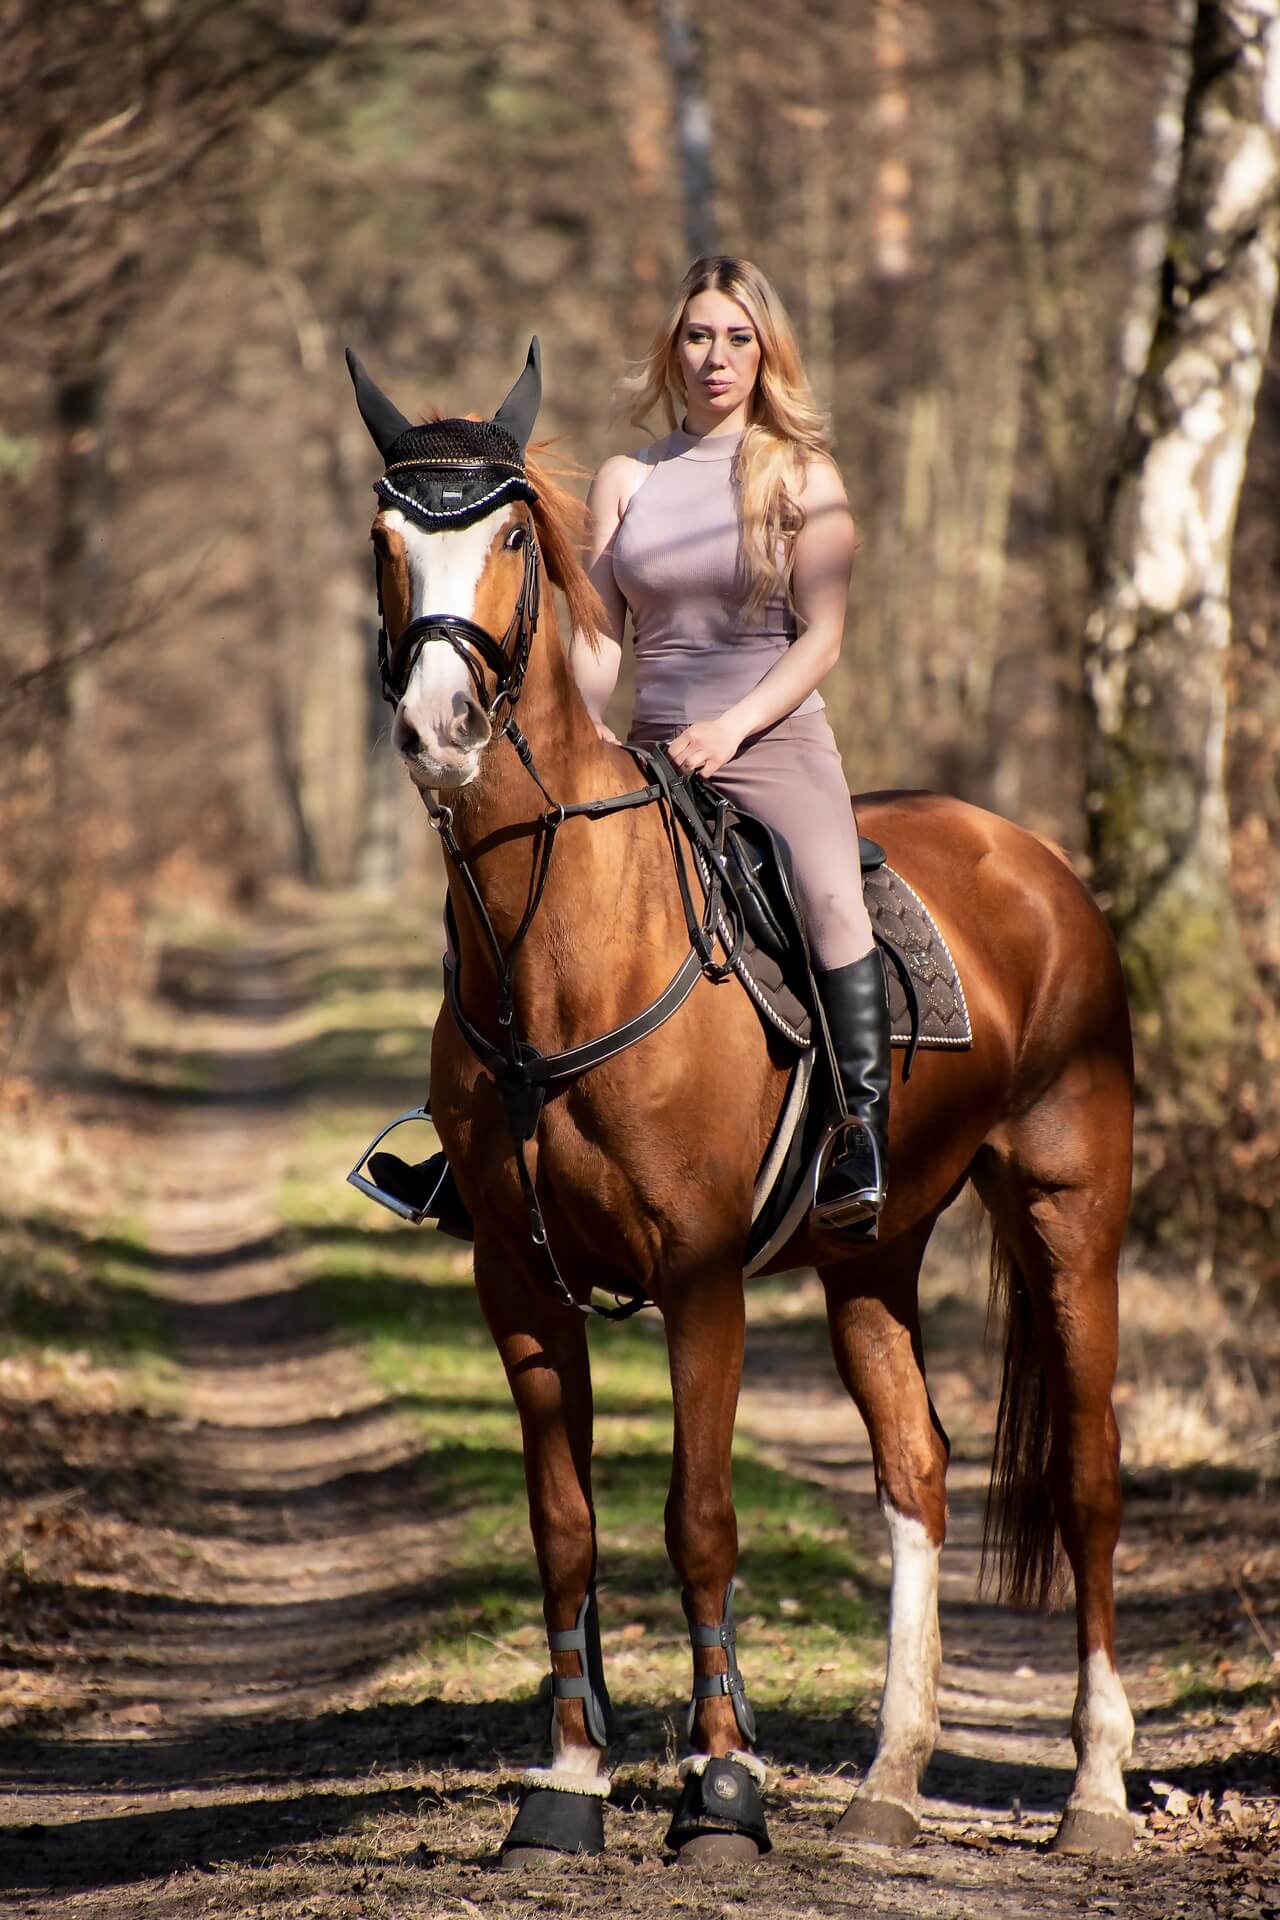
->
[980, 1224, 1068, 1609]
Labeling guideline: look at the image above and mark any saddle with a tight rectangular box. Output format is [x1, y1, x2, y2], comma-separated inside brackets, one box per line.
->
[667, 770, 970, 1064]
[658, 764, 972, 1275]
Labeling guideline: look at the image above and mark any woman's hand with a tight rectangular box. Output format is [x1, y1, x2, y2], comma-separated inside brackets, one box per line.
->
[592, 716, 620, 745]
[665, 714, 744, 778]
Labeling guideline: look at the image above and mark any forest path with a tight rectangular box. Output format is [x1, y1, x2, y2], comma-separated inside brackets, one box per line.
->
[133, 945, 445, 1726]
[0, 933, 449, 1913]
[0, 915, 1274, 1919]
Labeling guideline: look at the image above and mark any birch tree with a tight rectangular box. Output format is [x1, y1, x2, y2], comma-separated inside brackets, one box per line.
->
[1083, 0, 1280, 1107]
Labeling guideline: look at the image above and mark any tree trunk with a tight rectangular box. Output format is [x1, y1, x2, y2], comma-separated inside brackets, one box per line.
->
[1083, 0, 1280, 1113]
[656, 0, 716, 261]
[1111, 0, 1198, 436]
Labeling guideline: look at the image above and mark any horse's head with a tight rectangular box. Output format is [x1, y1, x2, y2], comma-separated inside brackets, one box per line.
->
[346, 342, 543, 791]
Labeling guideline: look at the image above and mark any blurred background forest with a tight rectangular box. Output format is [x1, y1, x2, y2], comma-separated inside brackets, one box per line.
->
[2, 0, 1278, 1275]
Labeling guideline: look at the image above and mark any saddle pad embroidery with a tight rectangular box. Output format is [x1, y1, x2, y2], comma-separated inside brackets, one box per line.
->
[865, 865, 973, 1049]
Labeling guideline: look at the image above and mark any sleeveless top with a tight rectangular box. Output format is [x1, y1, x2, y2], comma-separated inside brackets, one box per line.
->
[610, 426, 823, 737]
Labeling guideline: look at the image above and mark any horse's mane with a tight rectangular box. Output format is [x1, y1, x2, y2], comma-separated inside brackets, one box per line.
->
[525, 445, 606, 650]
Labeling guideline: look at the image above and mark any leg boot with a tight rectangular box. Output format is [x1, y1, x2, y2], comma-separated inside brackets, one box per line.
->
[812, 947, 891, 1237]
[367, 1150, 474, 1241]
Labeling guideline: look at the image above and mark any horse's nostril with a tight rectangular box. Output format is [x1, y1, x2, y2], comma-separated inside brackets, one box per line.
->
[450, 704, 490, 750]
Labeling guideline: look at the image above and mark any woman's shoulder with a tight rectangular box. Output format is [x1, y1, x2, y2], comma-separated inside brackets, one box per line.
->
[795, 447, 848, 506]
[589, 441, 669, 522]
[593, 447, 651, 483]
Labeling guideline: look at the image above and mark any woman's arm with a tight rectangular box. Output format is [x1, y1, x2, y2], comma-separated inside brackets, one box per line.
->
[568, 455, 639, 741]
[666, 455, 855, 777]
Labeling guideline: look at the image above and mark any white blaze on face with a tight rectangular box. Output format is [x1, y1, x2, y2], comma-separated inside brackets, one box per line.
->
[861, 1505, 942, 1809]
[382, 508, 502, 789]
[1067, 1648, 1135, 1819]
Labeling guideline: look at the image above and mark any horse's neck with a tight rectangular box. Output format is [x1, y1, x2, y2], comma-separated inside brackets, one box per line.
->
[445, 610, 640, 967]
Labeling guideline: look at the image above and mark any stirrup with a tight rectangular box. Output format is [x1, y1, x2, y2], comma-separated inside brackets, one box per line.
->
[346, 1106, 442, 1223]
[811, 1119, 886, 1232]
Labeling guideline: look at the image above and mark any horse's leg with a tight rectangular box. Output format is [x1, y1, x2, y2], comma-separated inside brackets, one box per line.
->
[661, 1262, 771, 1867]
[473, 1252, 610, 1868]
[823, 1217, 947, 1849]
[973, 1072, 1136, 1857]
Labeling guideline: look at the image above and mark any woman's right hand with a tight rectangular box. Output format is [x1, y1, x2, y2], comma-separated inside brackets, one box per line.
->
[592, 717, 620, 745]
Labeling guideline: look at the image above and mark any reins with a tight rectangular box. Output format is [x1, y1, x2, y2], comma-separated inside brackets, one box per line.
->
[376, 527, 744, 1321]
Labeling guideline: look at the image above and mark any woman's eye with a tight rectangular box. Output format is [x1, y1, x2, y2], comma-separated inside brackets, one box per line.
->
[505, 525, 527, 550]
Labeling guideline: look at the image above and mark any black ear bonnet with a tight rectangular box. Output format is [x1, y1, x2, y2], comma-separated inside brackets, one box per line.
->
[373, 416, 538, 535]
[347, 339, 542, 535]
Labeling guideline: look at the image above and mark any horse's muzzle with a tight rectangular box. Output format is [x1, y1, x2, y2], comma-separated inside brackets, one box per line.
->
[393, 694, 491, 787]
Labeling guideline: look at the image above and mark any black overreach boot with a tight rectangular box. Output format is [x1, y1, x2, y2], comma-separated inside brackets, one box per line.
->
[366, 1150, 474, 1242]
[812, 947, 891, 1237]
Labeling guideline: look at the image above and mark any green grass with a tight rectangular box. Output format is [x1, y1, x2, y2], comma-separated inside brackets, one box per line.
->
[1162, 1650, 1280, 1719]
[0, 1210, 178, 1401]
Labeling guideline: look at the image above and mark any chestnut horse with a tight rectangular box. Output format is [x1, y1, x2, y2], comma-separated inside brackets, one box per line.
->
[347, 345, 1136, 1867]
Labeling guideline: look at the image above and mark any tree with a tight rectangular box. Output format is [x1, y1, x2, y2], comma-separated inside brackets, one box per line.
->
[1082, 0, 1280, 1142]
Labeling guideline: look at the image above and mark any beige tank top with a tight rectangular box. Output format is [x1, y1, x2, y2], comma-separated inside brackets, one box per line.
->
[610, 426, 821, 737]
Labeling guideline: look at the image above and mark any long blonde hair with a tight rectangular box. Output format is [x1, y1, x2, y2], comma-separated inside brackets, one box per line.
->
[616, 256, 833, 610]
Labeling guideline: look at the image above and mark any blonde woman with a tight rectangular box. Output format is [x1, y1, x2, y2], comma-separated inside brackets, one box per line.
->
[574, 255, 889, 1235]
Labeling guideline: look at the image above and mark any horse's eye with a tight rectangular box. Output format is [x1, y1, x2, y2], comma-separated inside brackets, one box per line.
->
[505, 525, 527, 551]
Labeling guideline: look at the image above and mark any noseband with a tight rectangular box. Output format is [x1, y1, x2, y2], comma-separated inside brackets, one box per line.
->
[374, 521, 542, 724]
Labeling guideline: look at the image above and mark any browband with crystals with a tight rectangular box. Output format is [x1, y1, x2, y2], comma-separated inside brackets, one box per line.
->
[373, 414, 538, 534]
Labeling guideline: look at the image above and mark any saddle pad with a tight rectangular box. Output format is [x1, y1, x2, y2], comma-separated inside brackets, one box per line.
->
[718, 860, 971, 1055]
[866, 865, 973, 1050]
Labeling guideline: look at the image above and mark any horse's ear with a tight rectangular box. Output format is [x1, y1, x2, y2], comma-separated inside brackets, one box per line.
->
[345, 348, 411, 462]
[493, 337, 541, 451]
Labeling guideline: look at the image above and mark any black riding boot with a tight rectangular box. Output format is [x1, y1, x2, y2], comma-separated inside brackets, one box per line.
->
[367, 1150, 475, 1242]
[812, 947, 891, 1237]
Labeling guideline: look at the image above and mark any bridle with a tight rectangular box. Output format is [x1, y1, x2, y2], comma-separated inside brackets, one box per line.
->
[364, 495, 746, 1322]
[373, 514, 542, 728]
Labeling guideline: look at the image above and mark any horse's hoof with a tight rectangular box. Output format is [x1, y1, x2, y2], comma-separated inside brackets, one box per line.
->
[832, 1795, 919, 1848]
[498, 1845, 566, 1871]
[665, 1756, 772, 1860]
[676, 1831, 763, 1868]
[499, 1785, 605, 1865]
[1050, 1807, 1134, 1857]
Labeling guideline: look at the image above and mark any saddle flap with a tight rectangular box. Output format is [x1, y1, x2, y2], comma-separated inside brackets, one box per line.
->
[723, 817, 791, 959]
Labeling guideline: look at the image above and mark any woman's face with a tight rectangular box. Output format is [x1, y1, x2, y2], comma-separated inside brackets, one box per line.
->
[675, 288, 762, 428]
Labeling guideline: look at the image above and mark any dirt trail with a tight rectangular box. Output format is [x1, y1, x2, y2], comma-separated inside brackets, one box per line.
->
[137, 954, 443, 1723]
[0, 931, 1275, 1918]
[0, 945, 446, 1910]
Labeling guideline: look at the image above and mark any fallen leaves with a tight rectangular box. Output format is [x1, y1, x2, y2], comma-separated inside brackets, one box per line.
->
[1145, 1776, 1280, 1856]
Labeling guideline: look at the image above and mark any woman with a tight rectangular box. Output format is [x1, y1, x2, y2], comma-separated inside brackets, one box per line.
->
[372, 257, 889, 1239]
[571, 254, 888, 1237]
